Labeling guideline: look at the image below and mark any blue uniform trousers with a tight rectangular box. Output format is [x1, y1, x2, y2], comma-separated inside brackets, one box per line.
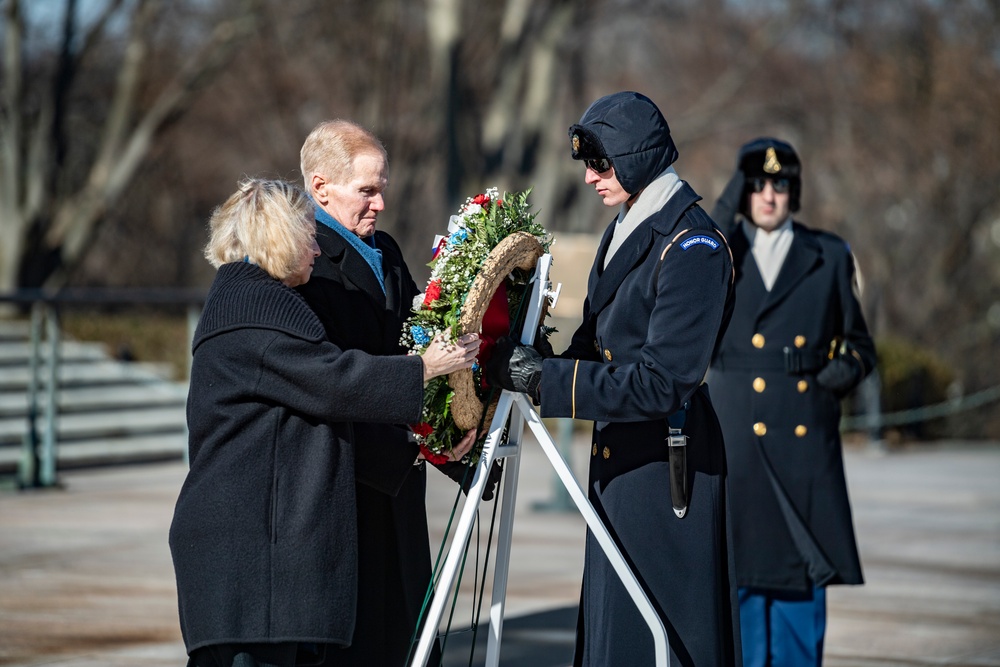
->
[739, 586, 827, 667]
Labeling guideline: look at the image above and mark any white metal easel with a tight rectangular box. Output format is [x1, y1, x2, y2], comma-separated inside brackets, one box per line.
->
[409, 254, 671, 667]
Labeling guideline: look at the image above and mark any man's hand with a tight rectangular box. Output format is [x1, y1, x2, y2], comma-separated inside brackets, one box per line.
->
[710, 168, 746, 230]
[816, 357, 863, 398]
[534, 326, 556, 359]
[440, 460, 503, 502]
[484, 336, 543, 400]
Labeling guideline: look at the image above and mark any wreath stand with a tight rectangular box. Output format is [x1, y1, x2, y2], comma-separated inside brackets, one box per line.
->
[409, 254, 671, 667]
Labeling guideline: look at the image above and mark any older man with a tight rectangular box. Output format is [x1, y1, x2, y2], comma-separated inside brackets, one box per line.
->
[296, 120, 471, 666]
[709, 137, 876, 667]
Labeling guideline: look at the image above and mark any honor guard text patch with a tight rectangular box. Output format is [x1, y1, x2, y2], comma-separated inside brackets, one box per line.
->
[680, 235, 720, 251]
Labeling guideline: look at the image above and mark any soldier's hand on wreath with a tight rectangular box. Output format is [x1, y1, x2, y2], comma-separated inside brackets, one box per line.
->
[533, 326, 555, 359]
[485, 336, 543, 400]
[816, 357, 863, 398]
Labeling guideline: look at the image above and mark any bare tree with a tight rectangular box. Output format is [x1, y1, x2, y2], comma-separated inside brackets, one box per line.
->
[0, 0, 258, 291]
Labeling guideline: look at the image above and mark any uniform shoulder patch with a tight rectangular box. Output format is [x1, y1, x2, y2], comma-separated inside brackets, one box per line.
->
[679, 234, 720, 251]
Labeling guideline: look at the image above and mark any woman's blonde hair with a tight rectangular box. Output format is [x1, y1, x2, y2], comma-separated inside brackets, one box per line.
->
[204, 178, 314, 281]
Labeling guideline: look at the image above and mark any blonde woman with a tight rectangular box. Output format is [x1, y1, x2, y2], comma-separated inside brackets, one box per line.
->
[169, 179, 478, 667]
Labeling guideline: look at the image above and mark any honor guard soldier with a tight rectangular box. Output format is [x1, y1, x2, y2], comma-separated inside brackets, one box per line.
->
[488, 91, 741, 667]
[708, 137, 877, 667]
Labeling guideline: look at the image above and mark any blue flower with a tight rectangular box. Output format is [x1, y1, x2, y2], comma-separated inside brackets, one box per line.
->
[447, 228, 469, 247]
[411, 325, 431, 346]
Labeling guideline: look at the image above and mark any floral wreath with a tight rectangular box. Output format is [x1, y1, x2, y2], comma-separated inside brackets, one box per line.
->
[401, 188, 552, 463]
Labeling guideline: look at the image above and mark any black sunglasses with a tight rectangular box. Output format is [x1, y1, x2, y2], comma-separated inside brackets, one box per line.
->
[750, 177, 790, 194]
[585, 157, 613, 173]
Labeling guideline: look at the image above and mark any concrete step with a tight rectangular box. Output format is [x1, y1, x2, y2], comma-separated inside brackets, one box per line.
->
[0, 319, 30, 341]
[0, 384, 187, 418]
[0, 405, 187, 446]
[0, 317, 189, 474]
[0, 432, 187, 472]
[0, 339, 113, 365]
[0, 359, 175, 391]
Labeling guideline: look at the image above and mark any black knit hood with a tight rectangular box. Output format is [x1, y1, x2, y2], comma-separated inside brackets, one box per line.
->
[569, 91, 679, 196]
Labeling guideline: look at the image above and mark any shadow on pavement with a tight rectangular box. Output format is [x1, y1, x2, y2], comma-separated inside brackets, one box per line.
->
[435, 605, 577, 667]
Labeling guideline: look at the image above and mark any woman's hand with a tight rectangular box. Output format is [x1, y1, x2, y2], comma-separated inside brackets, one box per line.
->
[416, 429, 478, 462]
[449, 428, 478, 461]
[422, 329, 480, 382]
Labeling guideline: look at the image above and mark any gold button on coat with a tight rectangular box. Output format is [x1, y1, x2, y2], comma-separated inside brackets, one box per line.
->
[603, 446, 611, 459]
[753, 377, 766, 393]
[794, 335, 807, 348]
[798, 380, 809, 393]
[752, 334, 766, 348]
[592, 443, 597, 457]
[753, 422, 767, 436]
[795, 425, 808, 437]
[604, 348, 612, 361]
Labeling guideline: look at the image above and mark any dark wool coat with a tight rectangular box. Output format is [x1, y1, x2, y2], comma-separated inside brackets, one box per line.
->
[169, 262, 424, 655]
[296, 224, 441, 666]
[707, 221, 875, 592]
[538, 184, 741, 667]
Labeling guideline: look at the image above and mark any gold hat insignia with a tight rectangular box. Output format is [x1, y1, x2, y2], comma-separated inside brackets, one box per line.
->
[763, 146, 782, 174]
[572, 134, 581, 152]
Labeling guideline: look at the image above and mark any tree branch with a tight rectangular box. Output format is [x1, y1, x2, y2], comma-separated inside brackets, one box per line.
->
[44, 0, 260, 284]
[1, 0, 24, 213]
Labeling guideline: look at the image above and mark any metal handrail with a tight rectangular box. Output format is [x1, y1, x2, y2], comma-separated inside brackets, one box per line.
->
[1, 288, 206, 488]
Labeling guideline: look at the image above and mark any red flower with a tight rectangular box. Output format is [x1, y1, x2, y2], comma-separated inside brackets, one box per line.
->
[411, 422, 434, 437]
[422, 280, 442, 308]
[472, 193, 490, 206]
[496, 199, 504, 208]
[419, 443, 450, 465]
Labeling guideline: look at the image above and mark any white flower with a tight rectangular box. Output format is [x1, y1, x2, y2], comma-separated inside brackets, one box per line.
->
[464, 203, 482, 216]
[412, 293, 425, 311]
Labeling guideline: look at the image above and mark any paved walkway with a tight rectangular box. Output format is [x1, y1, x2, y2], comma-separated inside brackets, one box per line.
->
[1, 435, 998, 666]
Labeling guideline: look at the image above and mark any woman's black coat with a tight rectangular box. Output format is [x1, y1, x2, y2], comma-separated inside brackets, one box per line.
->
[169, 262, 424, 655]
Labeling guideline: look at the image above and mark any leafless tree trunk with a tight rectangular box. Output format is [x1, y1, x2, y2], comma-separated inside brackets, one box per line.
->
[0, 0, 258, 292]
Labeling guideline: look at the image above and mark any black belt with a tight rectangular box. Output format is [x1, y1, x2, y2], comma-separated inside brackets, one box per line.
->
[714, 348, 827, 374]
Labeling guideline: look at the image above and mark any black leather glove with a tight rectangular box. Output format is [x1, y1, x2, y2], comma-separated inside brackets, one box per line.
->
[485, 336, 543, 400]
[436, 460, 503, 501]
[816, 357, 863, 398]
[710, 168, 745, 232]
[534, 326, 555, 359]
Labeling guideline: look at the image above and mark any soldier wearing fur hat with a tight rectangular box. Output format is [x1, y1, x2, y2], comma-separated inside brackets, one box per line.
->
[488, 91, 741, 666]
[708, 137, 876, 667]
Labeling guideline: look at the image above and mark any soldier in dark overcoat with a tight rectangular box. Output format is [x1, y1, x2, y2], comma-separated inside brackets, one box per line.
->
[488, 91, 741, 667]
[295, 120, 478, 666]
[169, 179, 478, 667]
[708, 137, 876, 667]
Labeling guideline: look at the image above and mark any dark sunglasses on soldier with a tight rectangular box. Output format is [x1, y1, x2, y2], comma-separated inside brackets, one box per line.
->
[750, 177, 790, 194]
[585, 157, 613, 173]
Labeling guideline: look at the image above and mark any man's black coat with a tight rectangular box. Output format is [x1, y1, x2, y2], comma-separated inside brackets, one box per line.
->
[296, 223, 441, 666]
[707, 220, 875, 592]
[538, 184, 741, 667]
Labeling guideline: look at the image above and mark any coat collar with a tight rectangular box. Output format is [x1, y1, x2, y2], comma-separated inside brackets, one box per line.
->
[587, 182, 701, 316]
[316, 225, 387, 306]
[756, 221, 823, 320]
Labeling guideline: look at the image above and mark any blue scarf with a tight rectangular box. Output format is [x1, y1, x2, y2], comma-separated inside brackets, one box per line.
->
[313, 203, 385, 293]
